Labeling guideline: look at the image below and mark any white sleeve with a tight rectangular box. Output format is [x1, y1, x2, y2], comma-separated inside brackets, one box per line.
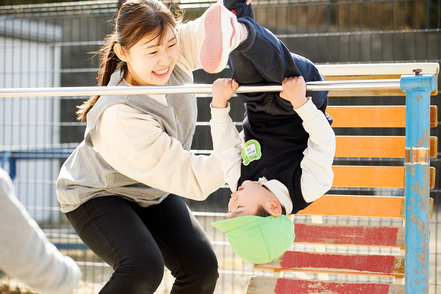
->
[209, 103, 242, 192]
[176, 17, 205, 72]
[0, 168, 81, 294]
[91, 104, 225, 201]
[295, 99, 336, 203]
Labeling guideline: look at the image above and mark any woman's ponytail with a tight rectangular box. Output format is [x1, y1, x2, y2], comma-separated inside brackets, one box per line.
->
[76, 34, 122, 121]
[76, 0, 179, 122]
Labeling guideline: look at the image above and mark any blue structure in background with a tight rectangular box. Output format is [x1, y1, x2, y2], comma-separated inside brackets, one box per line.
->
[401, 72, 436, 294]
[0, 148, 74, 180]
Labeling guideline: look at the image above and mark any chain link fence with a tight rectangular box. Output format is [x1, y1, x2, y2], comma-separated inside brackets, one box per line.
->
[1, 0, 440, 293]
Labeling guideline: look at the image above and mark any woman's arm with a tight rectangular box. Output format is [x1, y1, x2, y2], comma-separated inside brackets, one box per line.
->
[176, 18, 205, 72]
[91, 104, 226, 201]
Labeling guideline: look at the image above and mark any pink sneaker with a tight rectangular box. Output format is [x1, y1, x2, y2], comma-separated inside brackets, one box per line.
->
[200, 2, 245, 73]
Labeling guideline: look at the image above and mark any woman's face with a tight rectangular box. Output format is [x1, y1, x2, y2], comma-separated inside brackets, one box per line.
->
[119, 26, 180, 86]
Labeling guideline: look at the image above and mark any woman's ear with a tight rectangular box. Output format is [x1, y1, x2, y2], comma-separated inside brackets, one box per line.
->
[114, 43, 128, 62]
[269, 199, 282, 217]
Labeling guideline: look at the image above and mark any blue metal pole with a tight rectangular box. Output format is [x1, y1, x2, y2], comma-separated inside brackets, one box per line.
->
[400, 71, 436, 294]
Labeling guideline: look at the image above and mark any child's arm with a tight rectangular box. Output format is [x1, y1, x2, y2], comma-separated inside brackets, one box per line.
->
[211, 78, 240, 108]
[280, 76, 336, 203]
[210, 78, 242, 192]
[280, 76, 309, 109]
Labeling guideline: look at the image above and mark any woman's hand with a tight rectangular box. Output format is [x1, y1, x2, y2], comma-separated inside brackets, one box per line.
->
[211, 78, 239, 108]
[280, 76, 308, 109]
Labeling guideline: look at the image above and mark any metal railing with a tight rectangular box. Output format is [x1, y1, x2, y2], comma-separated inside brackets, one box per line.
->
[1, 0, 440, 293]
[0, 79, 402, 97]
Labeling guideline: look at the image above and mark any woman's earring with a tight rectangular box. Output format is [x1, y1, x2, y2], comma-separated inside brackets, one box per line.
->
[116, 60, 125, 69]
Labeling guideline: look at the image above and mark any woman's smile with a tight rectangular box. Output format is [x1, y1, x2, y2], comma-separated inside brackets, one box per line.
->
[152, 67, 170, 77]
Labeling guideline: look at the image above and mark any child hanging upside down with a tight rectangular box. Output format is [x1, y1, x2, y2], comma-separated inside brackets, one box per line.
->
[200, 0, 336, 264]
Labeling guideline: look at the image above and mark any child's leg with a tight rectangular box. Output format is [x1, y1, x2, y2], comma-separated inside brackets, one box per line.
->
[230, 17, 328, 115]
[199, 4, 329, 115]
[200, 2, 307, 82]
[200, 2, 248, 73]
[230, 18, 310, 85]
[223, 0, 255, 19]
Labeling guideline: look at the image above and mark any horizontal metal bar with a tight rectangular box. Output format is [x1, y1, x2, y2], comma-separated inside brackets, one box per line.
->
[0, 79, 401, 98]
[317, 62, 439, 76]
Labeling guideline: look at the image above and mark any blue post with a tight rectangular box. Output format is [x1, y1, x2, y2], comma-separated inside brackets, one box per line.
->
[400, 71, 436, 294]
[0, 151, 15, 179]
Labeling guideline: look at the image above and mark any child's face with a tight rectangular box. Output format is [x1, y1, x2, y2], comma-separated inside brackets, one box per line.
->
[226, 180, 281, 219]
[120, 26, 180, 86]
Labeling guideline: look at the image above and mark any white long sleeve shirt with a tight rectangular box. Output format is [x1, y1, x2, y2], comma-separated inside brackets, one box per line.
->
[90, 101, 225, 201]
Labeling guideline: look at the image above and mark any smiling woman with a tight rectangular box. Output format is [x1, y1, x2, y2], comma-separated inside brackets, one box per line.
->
[113, 24, 179, 86]
[54, 0, 245, 293]
[113, 29, 179, 86]
[76, 0, 183, 121]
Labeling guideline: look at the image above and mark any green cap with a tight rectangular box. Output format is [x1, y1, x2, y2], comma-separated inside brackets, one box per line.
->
[212, 215, 295, 264]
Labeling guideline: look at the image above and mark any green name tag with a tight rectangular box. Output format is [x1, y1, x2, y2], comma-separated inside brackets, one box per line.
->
[242, 139, 262, 166]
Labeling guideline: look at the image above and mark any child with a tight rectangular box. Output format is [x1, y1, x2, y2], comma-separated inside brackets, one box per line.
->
[201, 1, 336, 264]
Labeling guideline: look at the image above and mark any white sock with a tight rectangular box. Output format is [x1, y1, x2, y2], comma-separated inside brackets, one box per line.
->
[238, 22, 249, 46]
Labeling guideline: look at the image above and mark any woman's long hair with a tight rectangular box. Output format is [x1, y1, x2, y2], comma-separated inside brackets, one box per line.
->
[76, 0, 182, 121]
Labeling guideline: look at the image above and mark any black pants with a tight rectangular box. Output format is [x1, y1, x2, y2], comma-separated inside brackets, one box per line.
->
[66, 195, 219, 294]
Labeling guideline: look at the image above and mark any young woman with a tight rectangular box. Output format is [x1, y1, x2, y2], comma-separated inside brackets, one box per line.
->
[56, 0, 246, 292]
